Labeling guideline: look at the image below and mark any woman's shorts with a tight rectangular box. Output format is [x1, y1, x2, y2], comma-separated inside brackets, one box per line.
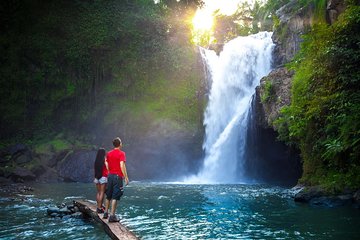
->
[105, 174, 124, 200]
[94, 176, 108, 184]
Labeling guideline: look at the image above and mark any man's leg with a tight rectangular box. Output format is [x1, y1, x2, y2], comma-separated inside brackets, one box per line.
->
[104, 175, 113, 218]
[110, 199, 117, 216]
[103, 198, 110, 218]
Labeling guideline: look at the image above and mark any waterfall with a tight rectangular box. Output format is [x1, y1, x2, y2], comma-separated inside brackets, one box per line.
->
[185, 32, 274, 184]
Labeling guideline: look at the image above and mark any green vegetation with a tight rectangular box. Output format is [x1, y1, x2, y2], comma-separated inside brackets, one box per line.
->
[211, 1, 276, 45]
[34, 139, 71, 155]
[275, 4, 360, 191]
[0, 0, 205, 146]
[260, 79, 275, 103]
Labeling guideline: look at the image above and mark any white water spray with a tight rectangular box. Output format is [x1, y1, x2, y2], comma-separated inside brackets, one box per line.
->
[185, 32, 274, 184]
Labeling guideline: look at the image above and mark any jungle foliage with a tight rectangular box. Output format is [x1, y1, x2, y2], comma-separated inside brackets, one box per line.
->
[275, 4, 360, 191]
[0, 0, 205, 145]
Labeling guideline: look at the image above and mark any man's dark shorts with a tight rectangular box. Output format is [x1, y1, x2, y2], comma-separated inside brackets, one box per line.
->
[105, 174, 124, 200]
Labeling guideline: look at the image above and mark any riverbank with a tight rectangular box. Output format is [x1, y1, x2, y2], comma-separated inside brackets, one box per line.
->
[293, 185, 360, 208]
[0, 178, 34, 197]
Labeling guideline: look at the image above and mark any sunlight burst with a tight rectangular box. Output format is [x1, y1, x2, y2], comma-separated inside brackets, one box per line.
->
[192, 9, 214, 32]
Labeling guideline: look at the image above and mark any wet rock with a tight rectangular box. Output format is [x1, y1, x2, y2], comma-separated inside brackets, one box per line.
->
[48, 150, 71, 168]
[47, 202, 83, 219]
[294, 186, 359, 207]
[47, 207, 61, 215]
[30, 164, 46, 177]
[208, 43, 224, 55]
[11, 167, 36, 182]
[294, 186, 325, 203]
[353, 189, 360, 206]
[59, 206, 72, 215]
[8, 144, 28, 155]
[310, 194, 353, 207]
[8, 144, 33, 165]
[12, 152, 32, 165]
[37, 167, 61, 183]
[57, 150, 96, 183]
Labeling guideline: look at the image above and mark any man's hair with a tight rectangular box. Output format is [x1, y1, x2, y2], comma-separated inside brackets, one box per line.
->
[113, 137, 122, 147]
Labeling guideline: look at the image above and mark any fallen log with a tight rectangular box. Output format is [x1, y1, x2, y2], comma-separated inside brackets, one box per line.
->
[73, 200, 138, 240]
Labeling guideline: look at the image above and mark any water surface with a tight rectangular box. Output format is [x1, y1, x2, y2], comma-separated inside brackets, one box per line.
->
[0, 182, 359, 239]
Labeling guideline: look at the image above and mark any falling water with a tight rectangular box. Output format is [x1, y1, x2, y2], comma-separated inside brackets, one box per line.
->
[186, 32, 274, 184]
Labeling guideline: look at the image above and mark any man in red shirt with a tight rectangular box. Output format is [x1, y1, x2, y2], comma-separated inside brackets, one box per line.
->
[103, 137, 129, 222]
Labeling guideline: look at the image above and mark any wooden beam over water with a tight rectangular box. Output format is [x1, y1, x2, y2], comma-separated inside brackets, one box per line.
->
[74, 200, 138, 240]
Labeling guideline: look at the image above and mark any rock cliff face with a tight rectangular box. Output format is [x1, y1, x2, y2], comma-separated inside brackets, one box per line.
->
[251, 0, 347, 190]
[256, 67, 293, 128]
[272, 0, 315, 67]
[255, 0, 315, 131]
[326, 0, 346, 24]
[256, 0, 346, 130]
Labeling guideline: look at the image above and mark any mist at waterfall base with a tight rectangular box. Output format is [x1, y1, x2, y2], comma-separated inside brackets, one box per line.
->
[184, 32, 301, 186]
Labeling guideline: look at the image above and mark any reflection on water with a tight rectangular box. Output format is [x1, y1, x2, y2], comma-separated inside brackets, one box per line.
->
[0, 182, 359, 239]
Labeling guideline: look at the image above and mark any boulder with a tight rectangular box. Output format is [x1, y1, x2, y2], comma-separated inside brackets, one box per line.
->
[47, 150, 71, 168]
[47, 207, 61, 215]
[59, 206, 72, 215]
[30, 164, 47, 177]
[11, 167, 36, 182]
[294, 186, 358, 207]
[0, 148, 11, 164]
[294, 186, 325, 202]
[9, 144, 32, 165]
[36, 167, 61, 183]
[208, 43, 224, 55]
[12, 152, 32, 164]
[310, 194, 353, 207]
[57, 150, 96, 182]
[1, 144, 32, 165]
[353, 189, 360, 204]
[8, 144, 28, 155]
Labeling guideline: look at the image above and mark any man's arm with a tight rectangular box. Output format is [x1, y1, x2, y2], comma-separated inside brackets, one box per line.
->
[120, 161, 129, 185]
[105, 158, 109, 171]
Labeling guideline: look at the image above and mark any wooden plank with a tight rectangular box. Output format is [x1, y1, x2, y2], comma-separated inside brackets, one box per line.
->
[74, 200, 139, 240]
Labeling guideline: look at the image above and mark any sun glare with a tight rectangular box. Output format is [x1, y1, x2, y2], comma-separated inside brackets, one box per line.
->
[191, 0, 261, 45]
[192, 9, 214, 32]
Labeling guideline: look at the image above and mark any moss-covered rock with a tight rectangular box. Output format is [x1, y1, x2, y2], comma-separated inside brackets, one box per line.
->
[256, 67, 294, 128]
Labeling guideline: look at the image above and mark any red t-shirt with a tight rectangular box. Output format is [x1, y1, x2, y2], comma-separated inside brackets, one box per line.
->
[106, 148, 126, 177]
[102, 164, 108, 177]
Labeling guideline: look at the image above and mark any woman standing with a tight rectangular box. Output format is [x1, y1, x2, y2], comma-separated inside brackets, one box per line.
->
[94, 148, 108, 213]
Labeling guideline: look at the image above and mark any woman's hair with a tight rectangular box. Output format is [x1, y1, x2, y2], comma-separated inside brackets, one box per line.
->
[94, 148, 106, 179]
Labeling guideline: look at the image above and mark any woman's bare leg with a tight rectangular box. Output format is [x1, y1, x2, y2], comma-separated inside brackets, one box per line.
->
[99, 183, 106, 208]
[95, 183, 102, 209]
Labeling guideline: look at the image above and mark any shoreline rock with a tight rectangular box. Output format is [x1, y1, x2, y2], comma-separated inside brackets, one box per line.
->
[47, 202, 83, 219]
[0, 181, 34, 197]
[293, 185, 360, 208]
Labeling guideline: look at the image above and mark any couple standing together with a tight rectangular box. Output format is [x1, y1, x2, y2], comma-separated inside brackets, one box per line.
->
[94, 137, 129, 222]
